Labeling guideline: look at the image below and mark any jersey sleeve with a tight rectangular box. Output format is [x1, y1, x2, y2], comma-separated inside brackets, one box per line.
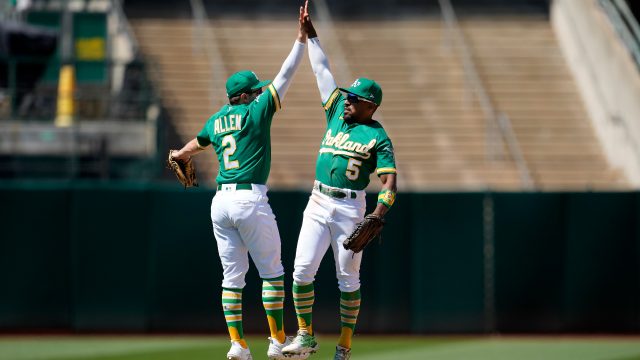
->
[196, 120, 212, 148]
[249, 83, 281, 126]
[375, 135, 397, 176]
[322, 88, 343, 124]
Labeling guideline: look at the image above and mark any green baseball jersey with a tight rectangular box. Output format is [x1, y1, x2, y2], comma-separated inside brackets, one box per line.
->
[315, 89, 397, 190]
[196, 84, 281, 184]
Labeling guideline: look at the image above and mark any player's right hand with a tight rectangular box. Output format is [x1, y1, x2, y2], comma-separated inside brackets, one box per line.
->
[298, 2, 307, 42]
[302, 0, 317, 38]
[170, 149, 188, 162]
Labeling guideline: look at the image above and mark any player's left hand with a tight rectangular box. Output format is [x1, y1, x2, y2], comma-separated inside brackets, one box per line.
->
[343, 214, 385, 253]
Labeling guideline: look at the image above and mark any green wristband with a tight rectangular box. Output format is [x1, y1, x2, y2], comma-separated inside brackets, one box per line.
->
[377, 189, 396, 208]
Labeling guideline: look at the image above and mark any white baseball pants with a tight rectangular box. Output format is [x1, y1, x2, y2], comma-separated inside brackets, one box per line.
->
[211, 184, 284, 289]
[292, 187, 366, 292]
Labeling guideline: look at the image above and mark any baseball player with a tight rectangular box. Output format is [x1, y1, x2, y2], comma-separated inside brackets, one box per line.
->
[282, 3, 397, 360]
[169, 6, 310, 360]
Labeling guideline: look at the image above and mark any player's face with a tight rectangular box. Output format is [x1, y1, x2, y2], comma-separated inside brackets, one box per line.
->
[344, 93, 376, 122]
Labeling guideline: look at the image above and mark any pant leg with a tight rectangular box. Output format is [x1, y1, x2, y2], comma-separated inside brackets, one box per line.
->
[292, 193, 333, 284]
[234, 191, 284, 280]
[211, 193, 250, 289]
[329, 198, 367, 292]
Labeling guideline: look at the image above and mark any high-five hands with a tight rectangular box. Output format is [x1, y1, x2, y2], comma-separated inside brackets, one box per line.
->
[297, 2, 308, 42]
[301, 0, 317, 38]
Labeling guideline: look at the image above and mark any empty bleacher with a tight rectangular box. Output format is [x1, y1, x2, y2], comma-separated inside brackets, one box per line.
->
[131, 14, 628, 190]
[461, 18, 625, 189]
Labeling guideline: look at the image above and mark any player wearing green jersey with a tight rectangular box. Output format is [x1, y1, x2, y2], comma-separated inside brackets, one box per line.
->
[170, 6, 310, 360]
[282, 4, 397, 360]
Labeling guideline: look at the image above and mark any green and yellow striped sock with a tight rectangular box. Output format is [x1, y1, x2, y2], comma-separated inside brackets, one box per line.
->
[338, 289, 361, 349]
[293, 282, 315, 335]
[262, 276, 285, 343]
[222, 288, 247, 349]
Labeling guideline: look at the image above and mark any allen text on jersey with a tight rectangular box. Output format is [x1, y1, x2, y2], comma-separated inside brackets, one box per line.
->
[214, 114, 243, 135]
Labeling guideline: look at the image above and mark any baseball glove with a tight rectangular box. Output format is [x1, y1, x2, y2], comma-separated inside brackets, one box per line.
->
[343, 214, 385, 253]
[167, 150, 198, 188]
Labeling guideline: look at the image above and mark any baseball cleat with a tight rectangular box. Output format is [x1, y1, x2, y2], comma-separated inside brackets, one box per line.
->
[227, 341, 253, 360]
[268, 336, 309, 360]
[282, 330, 319, 356]
[333, 345, 351, 360]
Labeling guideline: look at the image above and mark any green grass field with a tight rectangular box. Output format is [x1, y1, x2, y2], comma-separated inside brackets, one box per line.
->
[1, 335, 640, 360]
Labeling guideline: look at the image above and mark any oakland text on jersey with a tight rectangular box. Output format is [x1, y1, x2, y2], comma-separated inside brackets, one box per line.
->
[320, 129, 376, 159]
[214, 113, 243, 135]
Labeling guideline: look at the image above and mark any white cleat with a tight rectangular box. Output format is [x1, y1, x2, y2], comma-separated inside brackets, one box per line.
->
[268, 336, 290, 360]
[333, 345, 351, 360]
[282, 330, 319, 357]
[227, 341, 253, 360]
[268, 336, 309, 360]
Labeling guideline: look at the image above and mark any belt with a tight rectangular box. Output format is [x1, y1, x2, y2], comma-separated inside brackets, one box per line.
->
[315, 182, 357, 199]
[217, 183, 253, 190]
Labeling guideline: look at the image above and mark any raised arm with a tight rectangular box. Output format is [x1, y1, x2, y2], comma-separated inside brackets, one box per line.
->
[271, 5, 308, 101]
[302, 1, 338, 103]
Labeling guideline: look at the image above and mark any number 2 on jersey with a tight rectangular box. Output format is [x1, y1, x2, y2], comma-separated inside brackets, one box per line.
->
[222, 135, 240, 170]
[346, 158, 362, 180]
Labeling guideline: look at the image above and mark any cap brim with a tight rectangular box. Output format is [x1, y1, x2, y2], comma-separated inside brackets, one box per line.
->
[339, 88, 363, 99]
[251, 80, 272, 90]
[339, 88, 378, 105]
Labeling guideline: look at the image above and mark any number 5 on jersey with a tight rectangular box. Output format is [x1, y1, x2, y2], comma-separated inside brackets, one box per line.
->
[346, 158, 362, 180]
[222, 135, 240, 170]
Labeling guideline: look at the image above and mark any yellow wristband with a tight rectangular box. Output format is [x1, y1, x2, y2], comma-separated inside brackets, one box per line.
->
[377, 189, 396, 208]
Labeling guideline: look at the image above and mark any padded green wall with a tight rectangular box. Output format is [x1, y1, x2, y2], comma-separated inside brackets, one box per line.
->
[0, 184, 638, 333]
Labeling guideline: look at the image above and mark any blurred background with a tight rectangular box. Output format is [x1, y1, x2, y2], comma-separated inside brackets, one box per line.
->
[1, 0, 640, 345]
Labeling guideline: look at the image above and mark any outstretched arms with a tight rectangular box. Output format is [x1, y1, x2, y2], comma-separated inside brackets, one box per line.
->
[271, 5, 308, 101]
[302, 1, 338, 103]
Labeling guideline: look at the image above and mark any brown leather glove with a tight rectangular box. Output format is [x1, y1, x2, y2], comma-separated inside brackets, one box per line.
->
[167, 150, 198, 189]
[343, 214, 385, 253]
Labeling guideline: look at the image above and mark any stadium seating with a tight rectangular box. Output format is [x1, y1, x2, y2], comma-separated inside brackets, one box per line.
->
[460, 18, 626, 190]
[131, 15, 627, 190]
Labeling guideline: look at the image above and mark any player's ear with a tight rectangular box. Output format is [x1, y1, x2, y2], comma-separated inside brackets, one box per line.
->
[368, 104, 379, 117]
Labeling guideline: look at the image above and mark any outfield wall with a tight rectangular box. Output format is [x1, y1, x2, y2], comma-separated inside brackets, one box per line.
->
[0, 183, 638, 334]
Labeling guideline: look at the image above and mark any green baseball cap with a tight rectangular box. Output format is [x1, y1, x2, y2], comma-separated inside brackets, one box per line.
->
[226, 70, 271, 97]
[339, 77, 382, 105]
